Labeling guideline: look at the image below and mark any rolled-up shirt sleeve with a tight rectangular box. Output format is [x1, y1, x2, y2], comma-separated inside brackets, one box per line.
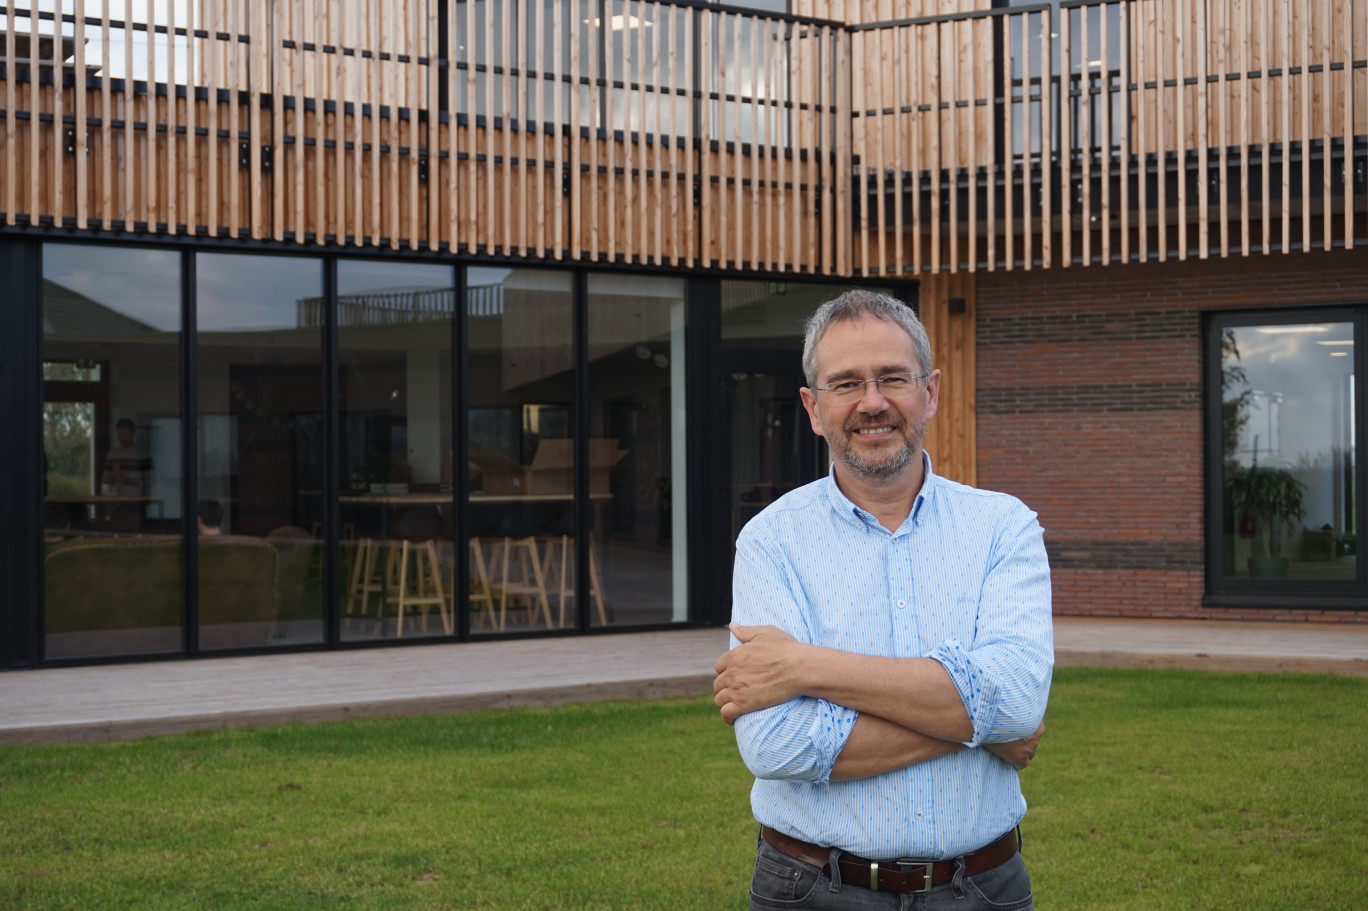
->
[927, 504, 1053, 747]
[729, 528, 858, 782]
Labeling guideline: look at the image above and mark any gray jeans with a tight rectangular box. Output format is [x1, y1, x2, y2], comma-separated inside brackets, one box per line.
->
[748, 835, 1034, 911]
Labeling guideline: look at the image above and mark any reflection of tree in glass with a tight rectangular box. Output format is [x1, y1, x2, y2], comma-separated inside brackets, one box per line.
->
[43, 364, 97, 496]
[1220, 329, 1252, 470]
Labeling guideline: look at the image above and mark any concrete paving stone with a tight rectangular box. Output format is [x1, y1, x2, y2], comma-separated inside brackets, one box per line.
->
[1, 617, 1364, 745]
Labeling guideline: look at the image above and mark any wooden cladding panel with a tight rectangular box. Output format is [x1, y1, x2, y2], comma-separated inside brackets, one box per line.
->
[1, 2, 843, 274]
[850, 0, 1368, 273]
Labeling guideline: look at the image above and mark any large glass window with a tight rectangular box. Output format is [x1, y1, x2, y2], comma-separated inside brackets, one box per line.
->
[338, 261, 456, 642]
[1215, 317, 1357, 587]
[42, 245, 182, 660]
[197, 254, 326, 651]
[466, 267, 575, 634]
[587, 274, 688, 626]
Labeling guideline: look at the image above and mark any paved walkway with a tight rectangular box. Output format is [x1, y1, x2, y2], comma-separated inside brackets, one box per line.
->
[2, 617, 1366, 745]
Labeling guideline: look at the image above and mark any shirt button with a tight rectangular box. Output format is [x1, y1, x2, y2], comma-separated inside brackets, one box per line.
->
[915, 811, 924, 820]
[896, 599, 907, 609]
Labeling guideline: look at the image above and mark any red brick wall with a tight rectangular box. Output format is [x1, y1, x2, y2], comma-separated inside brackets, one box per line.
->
[975, 246, 1368, 624]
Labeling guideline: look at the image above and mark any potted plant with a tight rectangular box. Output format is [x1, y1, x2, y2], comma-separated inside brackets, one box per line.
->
[1227, 465, 1306, 577]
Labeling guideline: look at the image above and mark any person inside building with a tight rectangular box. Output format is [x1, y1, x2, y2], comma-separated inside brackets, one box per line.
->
[100, 417, 152, 496]
[197, 499, 225, 537]
[713, 289, 1054, 910]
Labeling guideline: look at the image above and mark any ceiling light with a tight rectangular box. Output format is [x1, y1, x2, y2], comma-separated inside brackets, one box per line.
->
[1254, 325, 1331, 334]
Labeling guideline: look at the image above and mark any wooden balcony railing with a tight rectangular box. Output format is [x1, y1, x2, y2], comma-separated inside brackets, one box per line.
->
[0, 1, 849, 274]
[2, 1, 1365, 276]
[850, 0, 1368, 274]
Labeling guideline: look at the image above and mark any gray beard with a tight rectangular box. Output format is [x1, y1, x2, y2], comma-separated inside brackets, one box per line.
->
[833, 419, 924, 483]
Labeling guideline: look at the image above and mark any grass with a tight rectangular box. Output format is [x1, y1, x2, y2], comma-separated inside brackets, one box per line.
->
[1, 668, 1365, 910]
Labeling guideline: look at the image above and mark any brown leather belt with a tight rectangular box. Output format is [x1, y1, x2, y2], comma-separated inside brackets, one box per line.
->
[760, 825, 1019, 894]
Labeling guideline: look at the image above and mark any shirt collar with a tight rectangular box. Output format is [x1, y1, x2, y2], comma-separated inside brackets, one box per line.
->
[823, 451, 937, 533]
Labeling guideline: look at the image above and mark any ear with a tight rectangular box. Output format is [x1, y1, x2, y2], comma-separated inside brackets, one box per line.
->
[923, 369, 942, 422]
[799, 386, 826, 438]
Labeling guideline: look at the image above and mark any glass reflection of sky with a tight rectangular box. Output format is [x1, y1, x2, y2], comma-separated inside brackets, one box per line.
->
[197, 254, 322, 332]
[1226, 323, 1354, 472]
[43, 244, 180, 331]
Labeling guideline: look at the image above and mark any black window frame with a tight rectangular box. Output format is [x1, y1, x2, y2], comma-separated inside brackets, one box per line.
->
[1204, 305, 1368, 610]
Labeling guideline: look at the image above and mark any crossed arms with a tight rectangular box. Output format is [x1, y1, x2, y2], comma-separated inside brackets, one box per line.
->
[714, 622, 1045, 780]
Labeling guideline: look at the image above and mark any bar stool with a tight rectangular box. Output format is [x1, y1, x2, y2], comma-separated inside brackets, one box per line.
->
[494, 536, 553, 630]
[546, 534, 607, 627]
[467, 537, 496, 629]
[386, 539, 452, 637]
[344, 537, 385, 632]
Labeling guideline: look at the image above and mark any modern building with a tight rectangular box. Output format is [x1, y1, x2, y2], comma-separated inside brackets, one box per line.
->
[2, 0, 1365, 670]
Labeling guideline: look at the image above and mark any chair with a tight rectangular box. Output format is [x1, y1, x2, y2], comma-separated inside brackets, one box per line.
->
[386, 539, 452, 637]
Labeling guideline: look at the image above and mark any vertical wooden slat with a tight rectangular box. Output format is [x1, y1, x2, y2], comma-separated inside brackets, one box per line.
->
[568, 0, 581, 259]
[927, 24, 941, 273]
[98, 0, 113, 228]
[1119, 2, 1130, 264]
[409, 0, 422, 249]
[1134, 0, 1148, 261]
[1020, 11, 1031, 269]
[143, 0, 156, 229]
[651, 1, 664, 266]
[1238, 0, 1251, 256]
[947, 20, 960, 273]
[981, 17, 993, 273]
[835, 25, 851, 276]
[226, 0, 241, 238]
[872, 25, 889, 275]
[532, 0, 544, 257]
[1100, 3, 1112, 264]
[666, 1, 679, 266]
[1320, 0, 1332, 252]
[1196, 0, 1208, 258]
[1259, 0, 1271, 253]
[1059, 8, 1071, 267]
[765, 16, 779, 272]
[602, 7, 616, 262]
[186, 0, 200, 235]
[1079, 6, 1091, 266]
[1343, 0, 1355, 248]
[627, 0, 640, 265]
[1176, 0, 1188, 260]
[464, 0, 476, 251]
[638, 0, 651, 266]
[850, 27, 867, 274]
[248, 0, 266, 240]
[498, 0, 509, 254]
[746, 14, 758, 269]
[816, 24, 830, 274]
[1220, 0, 1231, 255]
[4, 0, 15, 223]
[1274, 0, 1285, 251]
[1155, 0, 1168, 261]
[340, 0, 353, 245]
[27, 0, 40, 222]
[1299, 0, 1310, 252]
[164, 0, 177, 234]
[385, 0, 399, 248]
[683, 6, 695, 268]
[74, 0, 88, 229]
[890, 22, 904, 276]
[552, 0, 563, 258]
[1039, 7, 1051, 268]
[699, 6, 712, 267]
[447, 0, 460, 253]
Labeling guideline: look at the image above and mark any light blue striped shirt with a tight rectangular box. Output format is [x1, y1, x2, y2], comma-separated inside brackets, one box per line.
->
[730, 459, 1053, 860]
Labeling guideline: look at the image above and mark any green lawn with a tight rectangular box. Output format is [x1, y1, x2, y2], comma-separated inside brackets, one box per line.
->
[1, 667, 1365, 910]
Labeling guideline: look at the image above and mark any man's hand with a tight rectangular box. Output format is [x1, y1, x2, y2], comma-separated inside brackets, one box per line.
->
[983, 720, 1045, 770]
[713, 623, 809, 724]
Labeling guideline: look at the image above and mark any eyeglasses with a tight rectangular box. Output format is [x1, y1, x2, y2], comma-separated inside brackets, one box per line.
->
[811, 372, 929, 400]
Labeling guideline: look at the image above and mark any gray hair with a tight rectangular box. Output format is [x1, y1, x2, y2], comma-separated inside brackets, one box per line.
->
[801, 289, 931, 385]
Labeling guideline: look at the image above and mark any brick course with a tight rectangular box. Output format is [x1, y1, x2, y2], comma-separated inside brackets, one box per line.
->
[975, 247, 1368, 624]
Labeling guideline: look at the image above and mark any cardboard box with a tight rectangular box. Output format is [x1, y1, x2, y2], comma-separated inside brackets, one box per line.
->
[469, 449, 528, 496]
[527, 438, 627, 497]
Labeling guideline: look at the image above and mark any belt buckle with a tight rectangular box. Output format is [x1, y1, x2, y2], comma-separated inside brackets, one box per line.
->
[893, 859, 936, 894]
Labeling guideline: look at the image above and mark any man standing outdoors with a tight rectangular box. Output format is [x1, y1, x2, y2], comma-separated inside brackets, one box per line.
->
[714, 289, 1053, 910]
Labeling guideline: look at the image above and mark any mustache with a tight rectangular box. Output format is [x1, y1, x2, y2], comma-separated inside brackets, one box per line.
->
[843, 412, 906, 433]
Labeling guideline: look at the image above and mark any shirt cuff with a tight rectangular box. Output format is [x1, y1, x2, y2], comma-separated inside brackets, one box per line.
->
[928, 638, 1000, 748]
[810, 699, 859, 782]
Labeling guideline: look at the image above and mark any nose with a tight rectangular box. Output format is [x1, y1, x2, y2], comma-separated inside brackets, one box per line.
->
[856, 379, 890, 411]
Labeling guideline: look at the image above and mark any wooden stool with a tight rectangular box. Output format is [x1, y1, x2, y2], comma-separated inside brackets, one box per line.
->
[494, 536, 552, 630]
[547, 534, 608, 627]
[344, 537, 384, 632]
[467, 537, 496, 629]
[386, 539, 452, 637]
